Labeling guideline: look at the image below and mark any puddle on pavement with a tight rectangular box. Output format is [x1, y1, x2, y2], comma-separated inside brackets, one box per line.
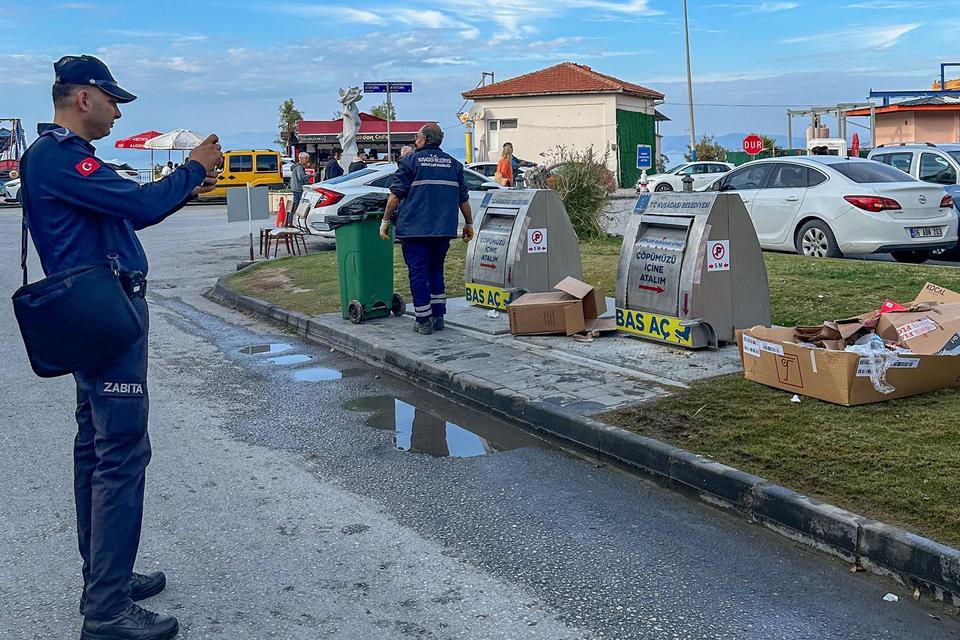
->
[343, 395, 541, 458]
[268, 354, 313, 365]
[293, 367, 343, 382]
[239, 343, 293, 355]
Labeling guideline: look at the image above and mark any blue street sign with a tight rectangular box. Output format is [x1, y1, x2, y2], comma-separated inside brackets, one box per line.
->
[636, 144, 653, 170]
[364, 82, 413, 93]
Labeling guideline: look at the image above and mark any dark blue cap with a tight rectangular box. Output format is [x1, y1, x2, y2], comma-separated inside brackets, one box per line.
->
[54, 55, 137, 104]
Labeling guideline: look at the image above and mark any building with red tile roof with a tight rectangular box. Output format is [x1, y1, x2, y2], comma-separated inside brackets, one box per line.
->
[462, 63, 666, 186]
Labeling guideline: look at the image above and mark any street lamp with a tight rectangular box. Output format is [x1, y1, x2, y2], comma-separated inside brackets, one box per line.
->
[683, 0, 697, 160]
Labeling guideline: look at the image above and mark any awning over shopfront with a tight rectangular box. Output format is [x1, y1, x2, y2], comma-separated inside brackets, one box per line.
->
[296, 113, 432, 146]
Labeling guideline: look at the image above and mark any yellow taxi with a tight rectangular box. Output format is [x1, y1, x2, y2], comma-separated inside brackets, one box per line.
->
[201, 149, 283, 199]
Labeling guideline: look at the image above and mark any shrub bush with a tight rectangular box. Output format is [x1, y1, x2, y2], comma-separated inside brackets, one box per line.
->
[526, 145, 615, 241]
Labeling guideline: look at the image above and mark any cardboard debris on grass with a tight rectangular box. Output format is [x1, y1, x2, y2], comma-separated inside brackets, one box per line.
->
[738, 282, 960, 406]
[508, 277, 617, 338]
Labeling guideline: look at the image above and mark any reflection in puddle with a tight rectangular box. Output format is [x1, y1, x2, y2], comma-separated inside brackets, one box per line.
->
[293, 367, 343, 382]
[343, 395, 539, 458]
[240, 343, 292, 355]
[268, 354, 313, 365]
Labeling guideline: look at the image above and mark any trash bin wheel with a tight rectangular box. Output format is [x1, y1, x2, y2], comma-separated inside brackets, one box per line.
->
[391, 293, 406, 317]
[348, 300, 364, 324]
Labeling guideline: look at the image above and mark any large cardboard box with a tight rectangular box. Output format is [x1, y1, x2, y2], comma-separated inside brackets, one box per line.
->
[507, 277, 616, 336]
[738, 326, 960, 405]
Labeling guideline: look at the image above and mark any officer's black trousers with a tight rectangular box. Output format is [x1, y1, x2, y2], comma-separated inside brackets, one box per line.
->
[401, 237, 450, 322]
[72, 298, 151, 620]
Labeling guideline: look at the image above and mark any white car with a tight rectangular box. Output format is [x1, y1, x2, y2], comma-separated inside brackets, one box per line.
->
[704, 156, 958, 263]
[3, 162, 155, 203]
[296, 163, 502, 238]
[640, 161, 734, 192]
[3, 176, 19, 203]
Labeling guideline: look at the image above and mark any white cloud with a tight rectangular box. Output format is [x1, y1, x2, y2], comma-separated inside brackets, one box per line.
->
[781, 23, 921, 50]
[566, 0, 663, 14]
[754, 1, 799, 11]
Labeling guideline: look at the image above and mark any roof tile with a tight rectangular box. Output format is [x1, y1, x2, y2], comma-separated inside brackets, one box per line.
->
[462, 62, 663, 100]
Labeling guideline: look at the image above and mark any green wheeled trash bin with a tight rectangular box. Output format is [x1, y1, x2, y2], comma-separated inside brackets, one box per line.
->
[327, 210, 405, 324]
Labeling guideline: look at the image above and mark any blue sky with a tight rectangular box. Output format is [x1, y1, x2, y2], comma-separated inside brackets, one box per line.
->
[2, 0, 957, 161]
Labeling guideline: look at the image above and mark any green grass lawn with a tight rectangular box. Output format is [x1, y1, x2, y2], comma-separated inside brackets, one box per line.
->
[226, 243, 960, 547]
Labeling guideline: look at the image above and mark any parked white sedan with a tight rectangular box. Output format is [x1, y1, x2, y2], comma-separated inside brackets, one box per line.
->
[296, 163, 502, 238]
[705, 156, 958, 263]
[639, 161, 734, 192]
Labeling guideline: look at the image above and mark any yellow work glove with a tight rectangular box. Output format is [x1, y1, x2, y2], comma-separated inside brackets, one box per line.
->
[379, 220, 390, 241]
[462, 224, 474, 243]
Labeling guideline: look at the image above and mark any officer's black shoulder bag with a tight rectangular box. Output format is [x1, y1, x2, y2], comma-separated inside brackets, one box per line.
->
[11, 150, 144, 378]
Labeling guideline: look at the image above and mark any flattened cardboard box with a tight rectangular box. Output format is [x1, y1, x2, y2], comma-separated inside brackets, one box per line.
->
[738, 326, 960, 406]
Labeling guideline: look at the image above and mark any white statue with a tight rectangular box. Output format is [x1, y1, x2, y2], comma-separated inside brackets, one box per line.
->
[337, 86, 363, 170]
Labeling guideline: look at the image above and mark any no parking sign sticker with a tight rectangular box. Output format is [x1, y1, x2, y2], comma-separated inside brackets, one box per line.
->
[527, 228, 547, 253]
[706, 240, 730, 272]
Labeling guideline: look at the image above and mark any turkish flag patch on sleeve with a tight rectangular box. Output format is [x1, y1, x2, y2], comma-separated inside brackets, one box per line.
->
[75, 157, 101, 177]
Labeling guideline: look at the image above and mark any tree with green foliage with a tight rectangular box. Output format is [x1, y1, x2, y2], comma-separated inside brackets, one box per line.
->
[370, 101, 397, 121]
[277, 98, 304, 144]
[759, 134, 777, 153]
[684, 134, 726, 162]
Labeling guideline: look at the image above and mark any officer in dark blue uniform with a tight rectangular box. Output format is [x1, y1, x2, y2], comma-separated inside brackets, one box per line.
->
[381, 123, 473, 334]
[20, 55, 222, 640]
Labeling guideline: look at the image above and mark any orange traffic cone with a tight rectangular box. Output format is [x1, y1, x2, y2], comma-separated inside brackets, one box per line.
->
[276, 197, 287, 227]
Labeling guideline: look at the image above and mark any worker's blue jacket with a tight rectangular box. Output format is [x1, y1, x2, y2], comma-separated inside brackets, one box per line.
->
[21, 123, 206, 277]
[389, 144, 468, 239]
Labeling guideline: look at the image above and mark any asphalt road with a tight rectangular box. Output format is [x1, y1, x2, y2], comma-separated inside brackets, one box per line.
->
[1, 204, 958, 639]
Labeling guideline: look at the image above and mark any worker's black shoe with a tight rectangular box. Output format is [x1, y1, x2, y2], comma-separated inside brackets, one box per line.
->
[413, 321, 433, 335]
[80, 604, 178, 640]
[80, 571, 167, 614]
[431, 317, 445, 332]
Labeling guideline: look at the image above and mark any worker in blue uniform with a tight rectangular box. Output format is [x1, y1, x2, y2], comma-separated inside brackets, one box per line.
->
[19, 55, 222, 640]
[381, 123, 473, 334]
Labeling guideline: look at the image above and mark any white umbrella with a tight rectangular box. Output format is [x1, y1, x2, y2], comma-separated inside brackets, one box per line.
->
[144, 129, 204, 150]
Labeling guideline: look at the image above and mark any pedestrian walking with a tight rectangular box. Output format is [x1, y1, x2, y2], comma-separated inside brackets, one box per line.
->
[495, 144, 514, 187]
[289, 151, 310, 224]
[381, 123, 473, 335]
[348, 151, 368, 173]
[17, 54, 221, 640]
[504, 142, 535, 187]
[160, 161, 173, 177]
[324, 148, 343, 180]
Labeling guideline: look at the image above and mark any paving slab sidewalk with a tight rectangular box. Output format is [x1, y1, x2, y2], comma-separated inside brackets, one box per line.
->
[211, 279, 960, 607]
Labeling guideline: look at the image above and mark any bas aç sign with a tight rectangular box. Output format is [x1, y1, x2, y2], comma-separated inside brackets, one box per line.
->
[742, 134, 764, 156]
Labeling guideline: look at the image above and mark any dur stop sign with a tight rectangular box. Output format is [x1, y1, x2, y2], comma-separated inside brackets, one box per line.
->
[743, 134, 764, 156]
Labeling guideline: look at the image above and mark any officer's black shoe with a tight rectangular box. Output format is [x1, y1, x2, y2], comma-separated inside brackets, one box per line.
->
[80, 604, 178, 640]
[431, 317, 445, 331]
[80, 572, 167, 614]
[413, 321, 433, 335]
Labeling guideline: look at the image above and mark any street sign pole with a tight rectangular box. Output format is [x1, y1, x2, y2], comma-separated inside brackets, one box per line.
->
[386, 84, 392, 161]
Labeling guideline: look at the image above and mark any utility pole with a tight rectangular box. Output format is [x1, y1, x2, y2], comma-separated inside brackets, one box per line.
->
[682, 0, 697, 160]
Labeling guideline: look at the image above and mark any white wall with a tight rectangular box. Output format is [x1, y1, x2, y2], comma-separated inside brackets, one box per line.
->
[473, 94, 618, 166]
[471, 93, 658, 183]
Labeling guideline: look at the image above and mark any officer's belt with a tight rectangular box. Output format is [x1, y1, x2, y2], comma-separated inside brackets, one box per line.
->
[410, 179, 460, 188]
[119, 271, 147, 299]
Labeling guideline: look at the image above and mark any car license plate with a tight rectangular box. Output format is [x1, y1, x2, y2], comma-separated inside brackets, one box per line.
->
[909, 226, 943, 238]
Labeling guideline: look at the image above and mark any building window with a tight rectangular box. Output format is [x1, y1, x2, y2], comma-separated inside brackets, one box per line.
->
[500, 119, 518, 129]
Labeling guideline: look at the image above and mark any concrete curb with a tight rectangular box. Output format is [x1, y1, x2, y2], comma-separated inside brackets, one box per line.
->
[211, 278, 960, 605]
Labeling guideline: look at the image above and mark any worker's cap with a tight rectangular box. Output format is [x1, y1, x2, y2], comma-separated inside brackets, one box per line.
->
[54, 55, 137, 104]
